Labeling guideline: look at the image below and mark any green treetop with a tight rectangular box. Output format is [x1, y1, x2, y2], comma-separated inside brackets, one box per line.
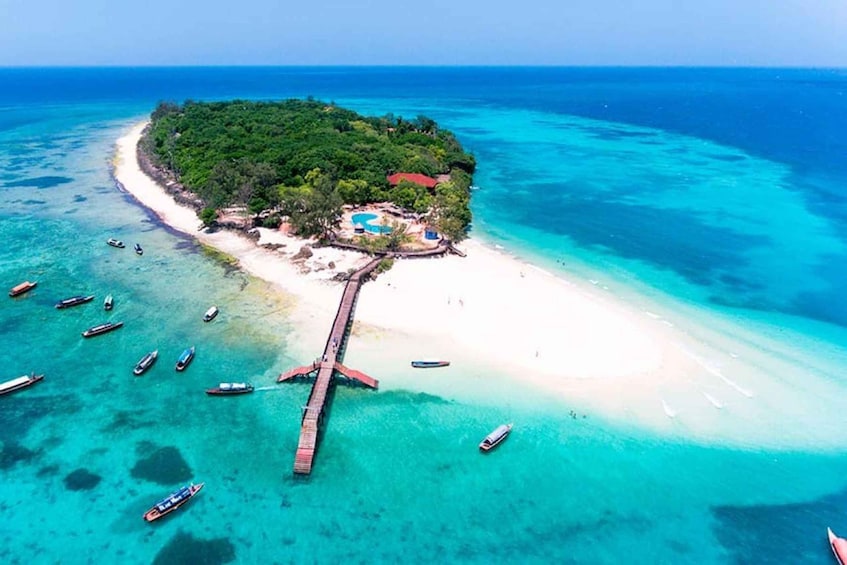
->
[141, 98, 475, 240]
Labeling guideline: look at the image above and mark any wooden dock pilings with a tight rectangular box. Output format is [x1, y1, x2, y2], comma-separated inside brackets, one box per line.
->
[279, 240, 466, 476]
[281, 256, 383, 476]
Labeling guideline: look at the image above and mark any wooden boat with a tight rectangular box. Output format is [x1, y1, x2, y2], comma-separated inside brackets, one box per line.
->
[175, 346, 195, 371]
[106, 238, 125, 248]
[104, 294, 114, 311]
[203, 306, 219, 322]
[0, 373, 44, 396]
[133, 350, 158, 376]
[411, 360, 450, 368]
[134, 243, 143, 255]
[829, 528, 847, 565]
[55, 294, 94, 309]
[82, 321, 124, 338]
[479, 423, 513, 452]
[9, 281, 37, 297]
[206, 382, 254, 395]
[143, 483, 204, 523]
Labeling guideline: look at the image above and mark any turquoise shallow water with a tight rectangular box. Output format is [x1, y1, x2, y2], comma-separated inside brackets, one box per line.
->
[2, 68, 847, 563]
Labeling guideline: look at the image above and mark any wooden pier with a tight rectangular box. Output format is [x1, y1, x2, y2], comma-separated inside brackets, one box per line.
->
[278, 256, 383, 475]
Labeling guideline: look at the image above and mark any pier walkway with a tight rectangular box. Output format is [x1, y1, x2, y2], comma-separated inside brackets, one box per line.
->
[278, 255, 384, 475]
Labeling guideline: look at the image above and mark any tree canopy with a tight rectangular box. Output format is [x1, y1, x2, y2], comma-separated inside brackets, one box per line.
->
[141, 99, 475, 240]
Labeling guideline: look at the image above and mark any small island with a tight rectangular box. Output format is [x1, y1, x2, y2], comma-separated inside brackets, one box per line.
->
[130, 99, 480, 474]
[138, 99, 476, 254]
[115, 100, 682, 465]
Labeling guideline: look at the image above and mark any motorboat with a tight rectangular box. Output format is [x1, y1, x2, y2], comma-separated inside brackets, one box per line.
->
[106, 238, 125, 248]
[411, 360, 450, 368]
[479, 423, 513, 452]
[0, 373, 44, 396]
[829, 528, 847, 565]
[205, 382, 254, 395]
[203, 306, 219, 322]
[104, 294, 114, 311]
[133, 350, 158, 376]
[143, 483, 204, 522]
[9, 281, 37, 297]
[55, 295, 94, 309]
[175, 346, 195, 372]
[134, 243, 143, 255]
[82, 321, 124, 338]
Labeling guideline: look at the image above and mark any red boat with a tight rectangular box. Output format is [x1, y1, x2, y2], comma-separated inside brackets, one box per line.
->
[205, 382, 254, 396]
[0, 373, 44, 396]
[9, 281, 37, 297]
[829, 528, 847, 565]
[143, 483, 204, 522]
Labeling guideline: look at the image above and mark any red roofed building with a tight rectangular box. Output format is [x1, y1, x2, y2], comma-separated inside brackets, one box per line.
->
[387, 172, 438, 190]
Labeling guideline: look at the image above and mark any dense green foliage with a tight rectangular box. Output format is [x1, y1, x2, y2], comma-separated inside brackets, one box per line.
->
[142, 99, 475, 240]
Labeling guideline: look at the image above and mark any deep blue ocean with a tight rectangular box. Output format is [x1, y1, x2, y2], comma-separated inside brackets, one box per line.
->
[2, 67, 847, 563]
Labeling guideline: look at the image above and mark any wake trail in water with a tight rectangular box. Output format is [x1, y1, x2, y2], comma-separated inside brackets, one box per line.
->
[709, 367, 753, 398]
[674, 342, 754, 398]
[703, 392, 724, 409]
[661, 399, 677, 419]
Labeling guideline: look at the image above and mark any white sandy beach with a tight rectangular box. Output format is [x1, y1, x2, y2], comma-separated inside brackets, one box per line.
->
[114, 122, 847, 448]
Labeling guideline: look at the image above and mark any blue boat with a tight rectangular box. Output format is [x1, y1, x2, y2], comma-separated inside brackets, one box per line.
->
[410, 360, 450, 369]
[175, 346, 195, 372]
[143, 483, 204, 522]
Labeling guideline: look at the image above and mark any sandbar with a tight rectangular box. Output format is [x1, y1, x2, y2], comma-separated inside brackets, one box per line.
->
[114, 121, 847, 449]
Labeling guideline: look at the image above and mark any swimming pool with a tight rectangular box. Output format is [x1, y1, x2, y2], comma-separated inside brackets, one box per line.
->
[351, 212, 392, 234]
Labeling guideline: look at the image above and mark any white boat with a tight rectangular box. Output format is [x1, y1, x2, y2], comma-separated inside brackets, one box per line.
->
[133, 350, 158, 376]
[203, 306, 219, 322]
[206, 382, 254, 395]
[0, 373, 44, 395]
[479, 423, 513, 452]
[106, 238, 125, 249]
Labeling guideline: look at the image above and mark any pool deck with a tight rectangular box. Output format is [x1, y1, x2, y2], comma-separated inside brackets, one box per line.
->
[340, 204, 437, 248]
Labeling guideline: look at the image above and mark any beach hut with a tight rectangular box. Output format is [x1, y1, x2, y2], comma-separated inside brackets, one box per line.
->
[424, 227, 439, 240]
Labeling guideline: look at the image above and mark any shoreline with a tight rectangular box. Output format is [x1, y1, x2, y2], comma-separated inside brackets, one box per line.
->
[114, 121, 847, 449]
